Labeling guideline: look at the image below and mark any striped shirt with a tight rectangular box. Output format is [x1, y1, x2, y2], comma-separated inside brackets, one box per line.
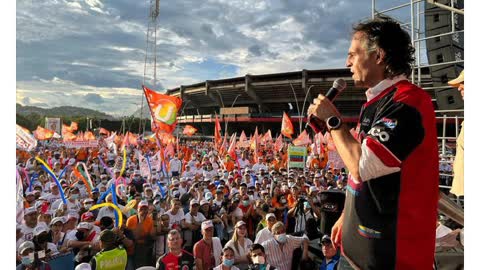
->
[261, 235, 307, 270]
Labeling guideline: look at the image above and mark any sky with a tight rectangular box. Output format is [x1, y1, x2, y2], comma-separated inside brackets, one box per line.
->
[16, 0, 415, 117]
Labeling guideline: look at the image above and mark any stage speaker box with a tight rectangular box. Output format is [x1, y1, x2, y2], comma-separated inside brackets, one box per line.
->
[425, 0, 464, 110]
[435, 87, 463, 110]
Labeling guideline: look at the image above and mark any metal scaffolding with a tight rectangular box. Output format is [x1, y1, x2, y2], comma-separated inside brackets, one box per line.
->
[372, 0, 464, 205]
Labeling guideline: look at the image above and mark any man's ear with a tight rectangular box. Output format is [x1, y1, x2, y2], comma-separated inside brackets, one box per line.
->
[376, 48, 386, 64]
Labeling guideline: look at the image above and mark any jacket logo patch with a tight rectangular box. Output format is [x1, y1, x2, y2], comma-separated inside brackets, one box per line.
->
[380, 117, 397, 129]
[358, 225, 382, 239]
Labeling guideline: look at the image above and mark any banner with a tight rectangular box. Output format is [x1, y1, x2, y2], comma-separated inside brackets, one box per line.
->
[16, 124, 37, 151]
[16, 169, 24, 224]
[64, 140, 99, 148]
[288, 145, 307, 169]
[327, 151, 345, 170]
[45, 117, 61, 135]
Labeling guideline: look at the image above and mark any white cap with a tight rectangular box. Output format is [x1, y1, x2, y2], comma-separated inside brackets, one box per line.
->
[18, 241, 35, 254]
[200, 199, 209, 206]
[77, 222, 93, 230]
[201, 220, 214, 230]
[24, 207, 37, 215]
[309, 186, 319, 193]
[266, 213, 276, 221]
[235, 220, 247, 228]
[190, 199, 200, 206]
[50, 216, 66, 226]
[33, 224, 49, 236]
[75, 263, 92, 270]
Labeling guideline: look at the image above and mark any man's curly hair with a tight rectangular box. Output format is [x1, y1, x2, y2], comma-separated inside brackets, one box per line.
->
[353, 15, 415, 78]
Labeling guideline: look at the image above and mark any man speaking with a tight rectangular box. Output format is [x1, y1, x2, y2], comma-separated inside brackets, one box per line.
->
[308, 15, 438, 269]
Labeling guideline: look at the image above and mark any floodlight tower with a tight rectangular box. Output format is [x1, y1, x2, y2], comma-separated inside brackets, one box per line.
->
[140, 0, 160, 134]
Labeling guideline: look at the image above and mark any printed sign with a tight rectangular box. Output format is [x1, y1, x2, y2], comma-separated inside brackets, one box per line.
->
[288, 145, 307, 169]
[64, 140, 99, 148]
[45, 117, 61, 135]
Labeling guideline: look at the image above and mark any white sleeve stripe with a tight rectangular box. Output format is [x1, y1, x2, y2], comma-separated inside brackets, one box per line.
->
[359, 139, 401, 182]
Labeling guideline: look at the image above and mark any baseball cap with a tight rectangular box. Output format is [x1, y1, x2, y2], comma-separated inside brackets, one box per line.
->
[75, 263, 92, 270]
[77, 222, 93, 230]
[50, 216, 66, 226]
[200, 199, 209, 206]
[49, 182, 57, 188]
[67, 212, 80, 221]
[309, 186, 319, 193]
[235, 220, 247, 228]
[24, 207, 37, 216]
[33, 225, 49, 236]
[138, 200, 149, 209]
[321, 235, 332, 244]
[18, 241, 35, 254]
[81, 212, 95, 221]
[190, 199, 200, 206]
[266, 213, 276, 221]
[201, 220, 214, 230]
[448, 70, 464, 87]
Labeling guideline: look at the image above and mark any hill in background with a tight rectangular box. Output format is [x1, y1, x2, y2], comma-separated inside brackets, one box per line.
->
[16, 103, 115, 120]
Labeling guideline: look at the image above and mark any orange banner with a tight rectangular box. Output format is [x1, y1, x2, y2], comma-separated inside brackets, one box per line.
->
[183, 125, 198, 136]
[34, 126, 55, 140]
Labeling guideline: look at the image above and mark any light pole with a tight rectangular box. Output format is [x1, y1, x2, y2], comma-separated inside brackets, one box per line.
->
[289, 82, 301, 133]
[224, 94, 242, 135]
[299, 85, 317, 133]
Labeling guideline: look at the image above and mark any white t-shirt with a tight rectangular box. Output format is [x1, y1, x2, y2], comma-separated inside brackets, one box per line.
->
[255, 227, 274, 244]
[238, 159, 250, 170]
[225, 238, 253, 270]
[166, 209, 185, 228]
[20, 224, 36, 242]
[45, 193, 62, 206]
[232, 207, 244, 219]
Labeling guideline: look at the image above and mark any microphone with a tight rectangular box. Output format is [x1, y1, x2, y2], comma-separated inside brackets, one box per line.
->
[308, 78, 347, 133]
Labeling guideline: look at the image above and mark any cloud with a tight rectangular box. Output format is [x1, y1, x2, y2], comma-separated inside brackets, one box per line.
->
[83, 93, 105, 104]
[16, 0, 387, 116]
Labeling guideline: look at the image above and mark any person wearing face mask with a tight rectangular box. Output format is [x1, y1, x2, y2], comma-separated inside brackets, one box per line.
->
[260, 222, 309, 270]
[238, 195, 256, 240]
[247, 243, 276, 270]
[96, 175, 109, 191]
[169, 154, 182, 177]
[32, 224, 59, 258]
[16, 241, 51, 270]
[49, 217, 67, 253]
[214, 246, 240, 270]
[58, 186, 82, 213]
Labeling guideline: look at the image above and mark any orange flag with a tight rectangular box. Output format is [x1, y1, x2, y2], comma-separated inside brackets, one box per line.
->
[128, 132, 138, 146]
[34, 126, 55, 140]
[70, 122, 78, 131]
[281, 112, 294, 139]
[143, 85, 182, 134]
[63, 132, 77, 142]
[84, 131, 96, 141]
[263, 129, 273, 144]
[274, 134, 283, 153]
[183, 125, 198, 136]
[293, 130, 312, 146]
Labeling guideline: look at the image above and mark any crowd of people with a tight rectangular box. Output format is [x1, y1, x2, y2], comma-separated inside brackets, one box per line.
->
[16, 138, 346, 270]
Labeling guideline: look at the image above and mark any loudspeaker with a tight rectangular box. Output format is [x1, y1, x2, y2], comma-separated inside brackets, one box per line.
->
[424, 0, 464, 93]
[435, 87, 463, 110]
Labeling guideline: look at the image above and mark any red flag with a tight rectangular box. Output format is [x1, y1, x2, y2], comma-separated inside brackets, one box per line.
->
[99, 128, 110, 136]
[84, 131, 96, 141]
[252, 129, 259, 163]
[143, 85, 182, 134]
[214, 114, 222, 146]
[34, 126, 55, 140]
[274, 134, 283, 153]
[228, 133, 237, 160]
[281, 112, 294, 139]
[219, 132, 229, 155]
[183, 125, 198, 136]
[293, 130, 312, 146]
